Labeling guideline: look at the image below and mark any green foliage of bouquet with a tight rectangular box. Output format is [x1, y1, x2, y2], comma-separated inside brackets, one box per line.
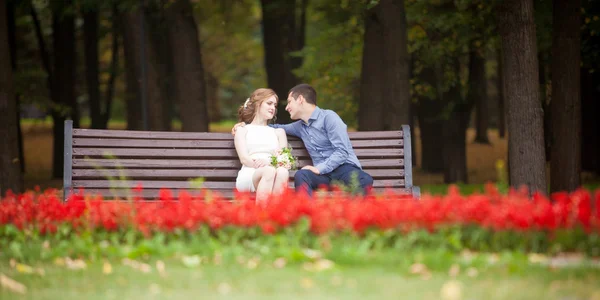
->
[271, 146, 298, 170]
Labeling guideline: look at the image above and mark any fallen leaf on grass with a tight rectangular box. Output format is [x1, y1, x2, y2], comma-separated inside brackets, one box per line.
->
[0, 273, 27, 294]
[303, 259, 334, 272]
[213, 252, 223, 265]
[103, 261, 113, 275]
[53, 258, 65, 266]
[218, 282, 231, 295]
[300, 278, 314, 289]
[156, 260, 167, 277]
[440, 280, 463, 300]
[466, 267, 478, 278]
[410, 263, 432, 280]
[330, 275, 343, 286]
[273, 258, 287, 269]
[246, 257, 260, 270]
[448, 264, 460, 277]
[302, 248, 322, 260]
[122, 258, 151, 273]
[149, 283, 161, 295]
[65, 257, 87, 270]
[182, 255, 201, 268]
[528, 253, 548, 264]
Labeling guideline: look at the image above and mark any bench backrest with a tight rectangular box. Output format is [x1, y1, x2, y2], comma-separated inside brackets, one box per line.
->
[63, 120, 418, 200]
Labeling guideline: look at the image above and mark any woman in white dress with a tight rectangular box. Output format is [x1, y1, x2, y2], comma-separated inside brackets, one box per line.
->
[234, 88, 289, 204]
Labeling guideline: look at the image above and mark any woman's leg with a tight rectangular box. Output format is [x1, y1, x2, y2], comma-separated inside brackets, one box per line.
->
[253, 166, 276, 204]
[272, 167, 290, 195]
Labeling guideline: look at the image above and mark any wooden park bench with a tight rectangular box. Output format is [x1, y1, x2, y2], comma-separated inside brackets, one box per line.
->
[63, 120, 420, 200]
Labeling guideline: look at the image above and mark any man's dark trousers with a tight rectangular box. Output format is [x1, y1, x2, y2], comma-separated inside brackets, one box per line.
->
[294, 163, 374, 196]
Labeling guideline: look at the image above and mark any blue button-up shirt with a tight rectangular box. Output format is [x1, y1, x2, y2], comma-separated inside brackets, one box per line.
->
[271, 107, 362, 175]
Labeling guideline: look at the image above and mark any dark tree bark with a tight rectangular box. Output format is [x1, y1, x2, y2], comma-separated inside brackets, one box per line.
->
[83, 9, 102, 129]
[358, 4, 384, 131]
[581, 68, 600, 175]
[51, 0, 78, 179]
[260, 0, 305, 123]
[380, 0, 411, 130]
[120, 11, 143, 130]
[165, 0, 209, 132]
[550, 0, 582, 193]
[145, 4, 172, 131]
[1, 0, 24, 194]
[7, 0, 24, 172]
[471, 49, 490, 144]
[101, 7, 119, 129]
[415, 66, 445, 173]
[497, 49, 506, 138]
[442, 59, 472, 184]
[206, 71, 221, 123]
[539, 55, 552, 162]
[497, 0, 547, 194]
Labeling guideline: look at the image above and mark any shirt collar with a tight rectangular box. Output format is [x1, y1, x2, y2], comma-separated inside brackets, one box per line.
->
[305, 106, 321, 126]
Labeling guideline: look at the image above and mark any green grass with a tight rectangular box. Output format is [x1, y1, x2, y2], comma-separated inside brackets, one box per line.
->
[2, 252, 599, 300]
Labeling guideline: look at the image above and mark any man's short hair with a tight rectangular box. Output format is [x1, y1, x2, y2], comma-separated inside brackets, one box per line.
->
[289, 84, 317, 105]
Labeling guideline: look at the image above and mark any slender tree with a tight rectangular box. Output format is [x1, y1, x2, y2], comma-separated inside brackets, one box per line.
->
[550, 0, 582, 192]
[497, 0, 547, 193]
[0, 0, 23, 194]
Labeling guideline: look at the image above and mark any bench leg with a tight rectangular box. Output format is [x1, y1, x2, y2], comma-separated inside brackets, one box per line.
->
[411, 186, 421, 199]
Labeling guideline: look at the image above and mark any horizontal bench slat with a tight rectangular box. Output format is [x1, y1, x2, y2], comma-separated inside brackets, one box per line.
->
[72, 158, 405, 169]
[72, 187, 413, 200]
[72, 148, 404, 158]
[71, 169, 404, 179]
[72, 179, 405, 189]
[73, 129, 403, 140]
[72, 138, 403, 149]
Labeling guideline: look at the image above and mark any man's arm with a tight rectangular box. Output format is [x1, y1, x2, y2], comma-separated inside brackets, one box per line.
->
[269, 121, 301, 137]
[314, 113, 350, 174]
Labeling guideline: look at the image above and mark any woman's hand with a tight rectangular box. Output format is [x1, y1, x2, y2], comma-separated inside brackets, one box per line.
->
[252, 158, 271, 168]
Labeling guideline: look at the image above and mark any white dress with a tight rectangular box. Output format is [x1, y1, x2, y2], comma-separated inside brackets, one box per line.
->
[235, 124, 280, 192]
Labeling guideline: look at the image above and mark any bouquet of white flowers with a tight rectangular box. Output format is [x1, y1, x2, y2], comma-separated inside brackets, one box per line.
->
[271, 146, 298, 170]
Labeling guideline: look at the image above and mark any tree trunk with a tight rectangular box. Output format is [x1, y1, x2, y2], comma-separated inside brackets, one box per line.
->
[442, 83, 470, 184]
[165, 0, 209, 132]
[471, 49, 490, 144]
[101, 7, 119, 129]
[550, 0, 582, 192]
[497, 0, 547, 194]
[581, 68, 600, 175]
[417, 98, 445, 173]
[205, 71, 221, 123]
[83, 9, 102, 129]
[540, 55, 552, 162]
[120, 12, 143, 130]
[415, 65, 445, 172]
[260, 0, 302, 123]
[51, 1, 77, 179]
[145, 4, 172, 131]
[380, 0, 411, 130]
[7, 0, 24, 172]
[0, 0, 23, 194]
[358, 4, 384, 131]
[497, 49, 506, 138]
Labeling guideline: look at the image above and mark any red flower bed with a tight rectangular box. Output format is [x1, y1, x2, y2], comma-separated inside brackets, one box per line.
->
[1, 184, 598, 237]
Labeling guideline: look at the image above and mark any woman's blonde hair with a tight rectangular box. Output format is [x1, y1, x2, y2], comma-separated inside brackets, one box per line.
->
[237, 88, 278, 124]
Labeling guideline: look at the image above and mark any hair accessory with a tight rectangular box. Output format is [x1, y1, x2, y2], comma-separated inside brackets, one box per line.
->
[243, 98, 250, 109]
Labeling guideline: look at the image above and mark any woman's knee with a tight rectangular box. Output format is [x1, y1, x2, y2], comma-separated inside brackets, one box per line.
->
[260, 166, 277, 181]
[275, 167, 289, 179]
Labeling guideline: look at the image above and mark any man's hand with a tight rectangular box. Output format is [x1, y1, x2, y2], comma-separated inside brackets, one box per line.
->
[302, 165, 320, 175]
[231, 122, 246, 136]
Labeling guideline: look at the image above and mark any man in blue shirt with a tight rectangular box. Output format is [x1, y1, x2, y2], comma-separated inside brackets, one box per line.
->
[233, 84, 373, 196]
